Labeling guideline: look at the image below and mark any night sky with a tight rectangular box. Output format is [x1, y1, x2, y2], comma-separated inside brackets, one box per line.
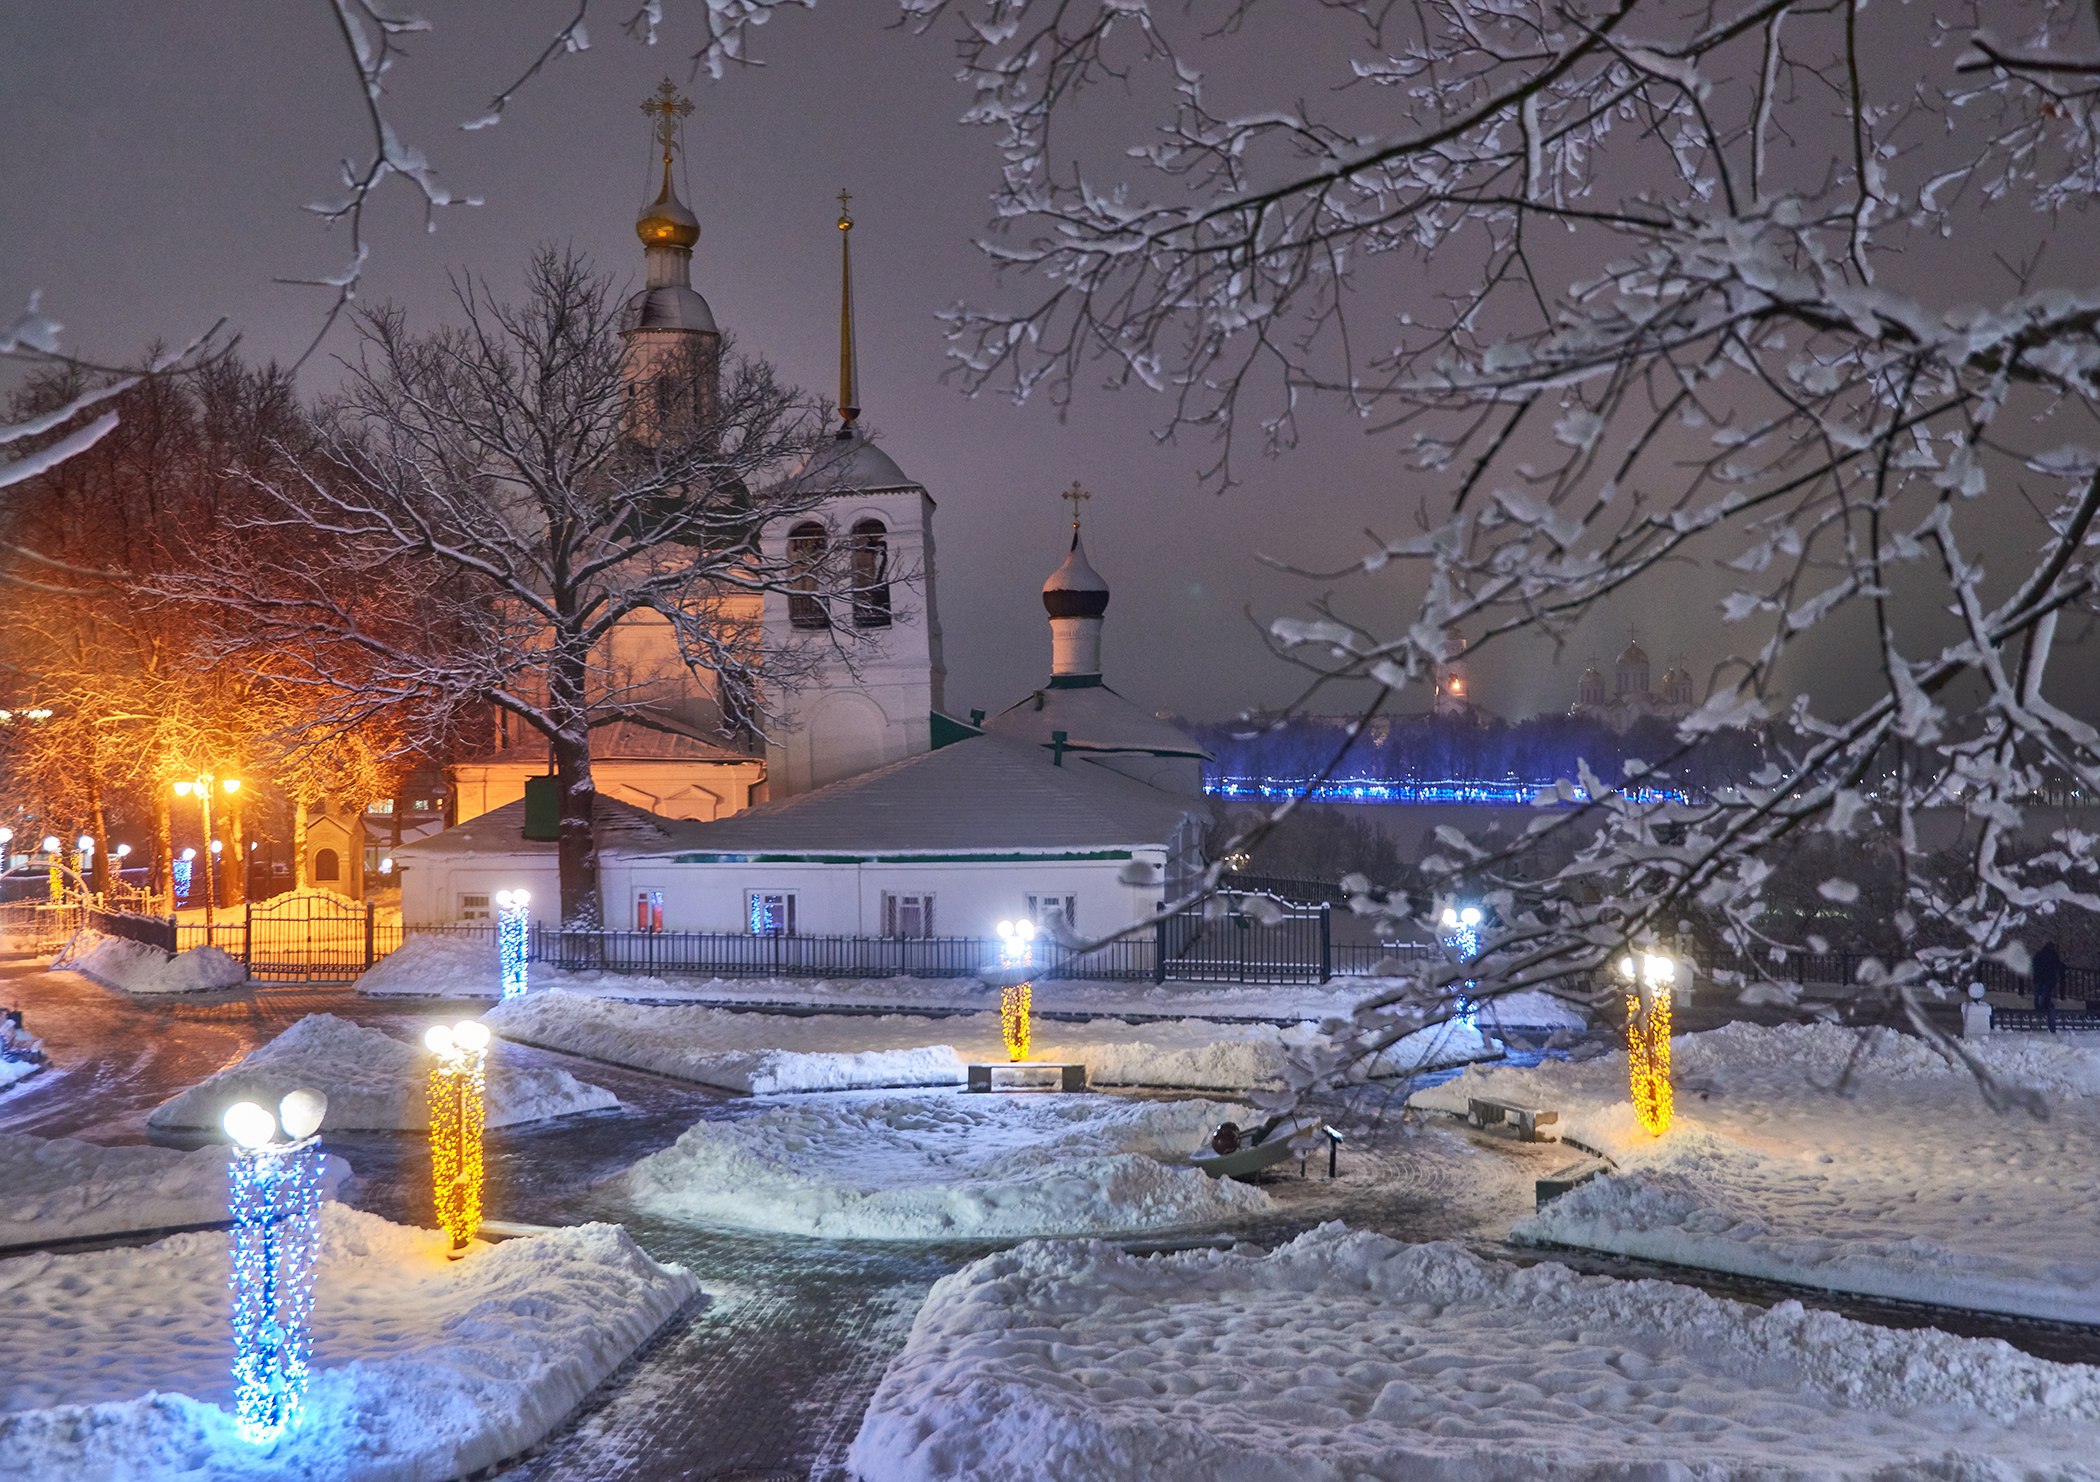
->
[5, 4, 2089, 727]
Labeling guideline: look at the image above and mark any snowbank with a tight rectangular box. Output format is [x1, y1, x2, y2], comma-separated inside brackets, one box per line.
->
[851, 1223, 2100, 1482]
[1412, 1021, 2100, 1322]
[486, 991, 1492, 1095]
[356, 931, 497, 999]
[0, 1059, 38, 1093]
[148, 1014, 618, 1132]
[617, 1094, 1271, 1240]
[0, 1131, 349, 1248]
[52, 928, 246, 995]
[0, 1205, 696, 1481]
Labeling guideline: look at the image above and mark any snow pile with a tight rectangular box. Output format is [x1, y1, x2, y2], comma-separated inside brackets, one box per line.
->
[850, 1223, 2100, 1482]
[0, 1059, 37, 1093]
[617, 1094, 1271, 1240]
[1413, 1021, 2100, 1321]
[489, 991, 1491, 1095]
[52, 928, 245, 995]
[148, 1014, 618, 1132]
[0, 1204, 696, 1481]
[357, 931, 498, 999]
[0, 1132, 351, 1248]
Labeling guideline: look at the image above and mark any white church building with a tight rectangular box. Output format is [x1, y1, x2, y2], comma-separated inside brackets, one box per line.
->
[396, 84, 1211, 937]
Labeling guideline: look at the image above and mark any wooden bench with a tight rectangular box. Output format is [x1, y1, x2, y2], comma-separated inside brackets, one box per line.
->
[966, 1062, 1087, 1092]
[1467, 1096, 1561, 1142]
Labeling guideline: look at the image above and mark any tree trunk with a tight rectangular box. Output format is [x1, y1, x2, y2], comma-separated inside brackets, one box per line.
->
[292, 798, 309, 889]
[548, 648, 599, 929]
[552, 725, 600, 929]
[223, 792, 246, 906]
[88, 787, 110, 896]
[152, 793, 173, 905]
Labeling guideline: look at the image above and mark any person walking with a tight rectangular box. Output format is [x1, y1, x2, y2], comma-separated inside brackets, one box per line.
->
[2033, 941, 2065, 1033]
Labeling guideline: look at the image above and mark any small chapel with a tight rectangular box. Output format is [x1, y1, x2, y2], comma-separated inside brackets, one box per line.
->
[399, 83, 1212, 935]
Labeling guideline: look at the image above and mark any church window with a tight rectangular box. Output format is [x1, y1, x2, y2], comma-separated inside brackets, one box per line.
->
[850, 518, 892, 629]
[882, 891, 934, 939]
[314, 848, 341, 883]
[458, 891, 491, 921]
[748, 890, 797, 937]
[788, 522, 829, 629]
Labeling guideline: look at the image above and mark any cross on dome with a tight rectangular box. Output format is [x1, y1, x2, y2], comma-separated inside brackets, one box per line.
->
[643, 79, 694, 164]
[1062, 481, 1090, 534]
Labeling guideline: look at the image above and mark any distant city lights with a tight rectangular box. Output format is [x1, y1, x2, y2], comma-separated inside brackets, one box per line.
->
[1205, 777, 1692, 806]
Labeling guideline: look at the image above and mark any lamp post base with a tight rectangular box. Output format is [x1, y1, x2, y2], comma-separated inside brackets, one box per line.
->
[966, 1062, 1087, 1092]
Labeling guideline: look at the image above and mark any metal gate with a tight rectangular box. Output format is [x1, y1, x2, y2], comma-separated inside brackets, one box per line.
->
[241, 894, 376, 982]
[1155, 899, 1332, 984]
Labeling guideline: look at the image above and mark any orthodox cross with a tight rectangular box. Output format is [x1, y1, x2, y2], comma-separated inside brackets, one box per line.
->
[642, 79, 694, 165]
[1062, 481, 1090, 533]
[837, 187, 854, 230]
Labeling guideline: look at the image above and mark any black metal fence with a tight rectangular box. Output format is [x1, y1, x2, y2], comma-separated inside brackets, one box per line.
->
[84, 907, 175, 954]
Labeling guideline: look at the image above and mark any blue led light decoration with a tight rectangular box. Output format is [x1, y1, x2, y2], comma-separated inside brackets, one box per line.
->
[222, 1089, 329, 1444]
[173, 847, 195, 903]
[1440, 905, 1483, 1032]
[494, 889, 530, 1000]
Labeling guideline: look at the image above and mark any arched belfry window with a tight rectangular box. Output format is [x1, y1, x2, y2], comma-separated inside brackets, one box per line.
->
[788, 521, 830, 630]
[851, 518, 892, 629]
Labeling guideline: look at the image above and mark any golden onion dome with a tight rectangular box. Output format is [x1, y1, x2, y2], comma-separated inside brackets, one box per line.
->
[637, 177, 700, 250]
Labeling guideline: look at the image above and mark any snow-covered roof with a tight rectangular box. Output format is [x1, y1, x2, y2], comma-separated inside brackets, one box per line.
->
[396, 796, 678, 861]
[985, 683, 1210, 761]
[631, 734, 1206, 860]
[781, 429, 920, 496]
[622, 284, 718, 335]
[457, 718, 759, 769]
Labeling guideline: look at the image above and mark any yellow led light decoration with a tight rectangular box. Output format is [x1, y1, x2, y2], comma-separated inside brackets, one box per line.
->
[425, 1021, 488, 1256]
[1000, 982, 1032, 1062]
[1619, 952, 1676, 1136]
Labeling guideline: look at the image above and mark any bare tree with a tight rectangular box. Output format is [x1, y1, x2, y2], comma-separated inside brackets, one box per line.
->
[204, 249, 837, 927]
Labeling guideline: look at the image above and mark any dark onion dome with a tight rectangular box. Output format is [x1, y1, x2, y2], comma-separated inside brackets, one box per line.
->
[1043, 532, 1109, 619]
[1618, 639, 1649, 666]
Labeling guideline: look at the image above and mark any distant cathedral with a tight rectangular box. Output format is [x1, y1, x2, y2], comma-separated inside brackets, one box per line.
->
[1572, 640, 1695, 731]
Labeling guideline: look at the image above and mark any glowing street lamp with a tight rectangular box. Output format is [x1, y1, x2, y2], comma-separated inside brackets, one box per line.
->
[223, 1088, 329, 1443]
[40, 835, 61, 902]
[173, 774, 239, 928]
[1616, 949, 1677, 1135]
[994, 918, 1037, 1061]
[1440, 904, 1484, 1030]
[493, 890, 530, 999]
[425, 1020, 490, 1257]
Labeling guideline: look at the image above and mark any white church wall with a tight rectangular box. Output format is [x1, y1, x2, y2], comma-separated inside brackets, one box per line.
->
[399, 855, 557, 928]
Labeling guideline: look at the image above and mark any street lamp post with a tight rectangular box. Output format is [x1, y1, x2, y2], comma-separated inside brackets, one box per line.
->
[173, 774, 240, 931]
[994, 918, 1037, 1061]
[1616, 949, 1678, 1135]
[40, 835, 61, 903]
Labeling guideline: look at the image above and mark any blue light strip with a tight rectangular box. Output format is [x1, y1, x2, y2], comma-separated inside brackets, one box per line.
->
[1205, 777, 1692, 806]
[228, 1139, 324, 1443]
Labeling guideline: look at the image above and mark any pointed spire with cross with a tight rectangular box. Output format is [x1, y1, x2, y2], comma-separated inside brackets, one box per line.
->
[837, 188, 860, 435]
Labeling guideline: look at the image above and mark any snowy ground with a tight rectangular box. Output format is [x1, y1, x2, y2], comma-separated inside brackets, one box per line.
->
[486, 989, 1493, 1095]
[849, 1223, 2100, 1482]
[361, 933, 1586, 1028]
[0, 1058, 38, 1092]
[148, 1013, 619, 1133]
[615, 1093, 1271, 1241]
[52, 928, 245, 995]
[1413, 1021, 2100, 1322]
[0, 1131, 348, 1248]
[0, 1204, 696, 1481]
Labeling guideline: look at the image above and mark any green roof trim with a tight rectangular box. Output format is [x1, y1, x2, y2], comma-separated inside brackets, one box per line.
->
[1045, 673, 1105, 689]
[665, 848, 1137, 865]
[929, 710, 983, 749]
